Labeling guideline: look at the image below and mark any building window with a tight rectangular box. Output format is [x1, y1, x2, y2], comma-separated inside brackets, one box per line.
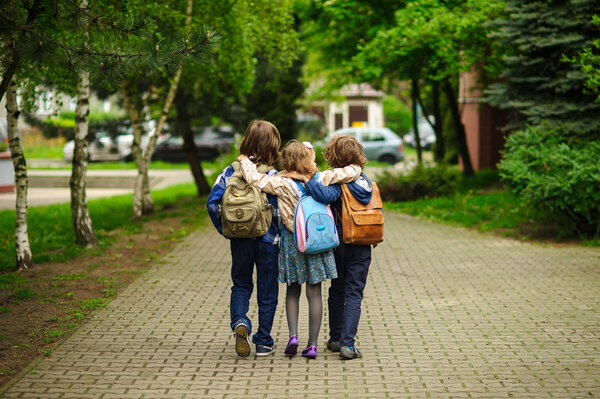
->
[349, 105, 368, 127]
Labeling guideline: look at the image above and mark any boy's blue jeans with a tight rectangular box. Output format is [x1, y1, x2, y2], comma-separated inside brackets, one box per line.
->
[229, 238, 279, 347]
[328, 242, 372, 347]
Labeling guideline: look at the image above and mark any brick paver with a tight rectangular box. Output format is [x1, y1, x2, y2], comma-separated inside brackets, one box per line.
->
[1, 213, 599, 398]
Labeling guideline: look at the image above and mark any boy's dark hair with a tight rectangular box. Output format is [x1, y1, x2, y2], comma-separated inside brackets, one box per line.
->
[325, 135, 367, 168]
[239, 120, 281, 166]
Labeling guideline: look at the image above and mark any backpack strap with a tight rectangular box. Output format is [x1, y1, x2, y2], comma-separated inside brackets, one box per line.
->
[294, 180, 307, 197]
[257, 164, 274, 173]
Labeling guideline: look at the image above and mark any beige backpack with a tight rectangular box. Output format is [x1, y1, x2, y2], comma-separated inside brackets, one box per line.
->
[221, 161, 274, 238]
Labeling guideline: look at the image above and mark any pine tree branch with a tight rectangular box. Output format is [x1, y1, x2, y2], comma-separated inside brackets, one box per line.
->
[62, 0, 149, 35]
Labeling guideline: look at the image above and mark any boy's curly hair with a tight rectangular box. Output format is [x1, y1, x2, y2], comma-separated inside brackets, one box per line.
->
[325, 135, 367, 168]
[239, 120, 281, 166]
[281, 140, 317, 176]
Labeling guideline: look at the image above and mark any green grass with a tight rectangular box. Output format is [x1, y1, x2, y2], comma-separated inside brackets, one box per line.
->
[0, 182, 205, 271]
[386, 190, 530, 235]
[23, 145, 64, 159]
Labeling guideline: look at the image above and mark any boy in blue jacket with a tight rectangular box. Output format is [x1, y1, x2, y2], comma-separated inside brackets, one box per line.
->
[305, 135, 374, 360]
[206, 120, 282, 357]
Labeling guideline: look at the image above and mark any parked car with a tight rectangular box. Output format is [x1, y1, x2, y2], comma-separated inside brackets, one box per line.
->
[327, 127, 404, 164]
[152, 126, 235, 163]
[63, 131, 124, 162]
[403, 117, 436, 150]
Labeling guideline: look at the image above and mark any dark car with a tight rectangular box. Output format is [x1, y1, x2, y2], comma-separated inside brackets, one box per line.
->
[152, 126, 235, 163]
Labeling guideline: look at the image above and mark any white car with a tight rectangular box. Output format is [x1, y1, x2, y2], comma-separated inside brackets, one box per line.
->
[327, 127, 404, 164]
[403, 118, 436, 150]
[63, 132, 122, 162]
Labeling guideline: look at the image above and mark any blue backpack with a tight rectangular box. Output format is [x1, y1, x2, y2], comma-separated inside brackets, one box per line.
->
[293, 182, 339, 255]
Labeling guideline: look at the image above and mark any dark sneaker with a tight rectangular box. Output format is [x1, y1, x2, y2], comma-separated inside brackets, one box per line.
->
[339, 346, 362, 360]
[233, 322, 250, 357]
[255, 344, 274, 357]
[327, 340, 341, 352]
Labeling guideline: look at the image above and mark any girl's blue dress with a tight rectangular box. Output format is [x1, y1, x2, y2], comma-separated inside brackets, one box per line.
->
[278, 228, 337, 285]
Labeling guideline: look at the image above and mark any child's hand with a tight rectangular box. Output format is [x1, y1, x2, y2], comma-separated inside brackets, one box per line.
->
[237, 154, 249, 162]
[285, 170, 309, 182]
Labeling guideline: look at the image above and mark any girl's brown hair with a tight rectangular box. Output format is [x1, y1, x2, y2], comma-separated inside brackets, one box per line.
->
[324, 135, 367, 168]
[239, 120, 281, 166]
[281, 140, 317, 176]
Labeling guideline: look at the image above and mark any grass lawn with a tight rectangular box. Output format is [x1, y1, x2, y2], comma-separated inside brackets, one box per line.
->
[386, 188, 599, 246]
[386, 190, 529, 235]
[0, 183, 204, 271]
[23, 145, 64, 159]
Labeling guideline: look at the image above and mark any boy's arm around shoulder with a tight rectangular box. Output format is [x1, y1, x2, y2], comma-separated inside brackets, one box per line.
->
[305, 176, 341, 204]
[318, 164, 361, 186]
[238, 157, 287, 196]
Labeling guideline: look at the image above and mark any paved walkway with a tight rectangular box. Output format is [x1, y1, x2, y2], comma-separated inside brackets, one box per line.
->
[1, 213, 599, 398]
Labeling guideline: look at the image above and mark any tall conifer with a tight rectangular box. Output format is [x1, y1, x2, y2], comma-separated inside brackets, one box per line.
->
[487, 0, 600, 137]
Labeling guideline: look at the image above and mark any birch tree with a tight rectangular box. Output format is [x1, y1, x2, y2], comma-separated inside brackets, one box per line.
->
[131, 0, 196, 222]
[5, 76, 33, 270]
[121, 80, 153, 214]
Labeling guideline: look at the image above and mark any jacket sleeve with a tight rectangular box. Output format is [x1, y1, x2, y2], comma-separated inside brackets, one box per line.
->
[239, 158, 289, 196]
[318, 164, 361, 185]
[305, 176, 342, 204]
[206, 168, 228, 234]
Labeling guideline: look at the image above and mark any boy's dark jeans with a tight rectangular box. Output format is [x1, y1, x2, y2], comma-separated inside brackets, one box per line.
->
[229, 238, 279, 347]
[328, 242, 372, 347]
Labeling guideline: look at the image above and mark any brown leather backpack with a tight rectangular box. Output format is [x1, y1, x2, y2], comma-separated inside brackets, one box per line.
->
[339, 182, 384, 246]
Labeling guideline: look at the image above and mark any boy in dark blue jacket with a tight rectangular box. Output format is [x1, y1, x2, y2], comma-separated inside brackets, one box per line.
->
[207, 121, 282, 358]
[305, 135, 373, 360]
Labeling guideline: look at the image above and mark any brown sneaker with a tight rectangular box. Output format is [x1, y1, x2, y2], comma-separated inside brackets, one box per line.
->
[234, 322, 250, 357]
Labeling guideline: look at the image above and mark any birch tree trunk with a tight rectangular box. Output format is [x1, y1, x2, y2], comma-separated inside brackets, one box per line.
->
[6, 77, 33, 270]
[70, 69, 97, 246]
[121, 83, 153, 214]
[132, 0, 192, 221]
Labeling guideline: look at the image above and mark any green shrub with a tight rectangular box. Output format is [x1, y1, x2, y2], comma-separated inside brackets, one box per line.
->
[499, 125, 600, 236]
[378, 165, 463, 202]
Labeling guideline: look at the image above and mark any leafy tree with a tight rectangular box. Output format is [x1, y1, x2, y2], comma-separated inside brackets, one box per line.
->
[1, 0, 215, 265]
[170, 0, 299, 195]
[298, 0, 505, 175]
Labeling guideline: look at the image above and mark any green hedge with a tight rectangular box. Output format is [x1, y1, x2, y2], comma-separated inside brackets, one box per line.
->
[499, 125, 600, 237]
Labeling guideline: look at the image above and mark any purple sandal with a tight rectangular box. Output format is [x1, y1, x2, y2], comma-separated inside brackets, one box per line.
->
[284, 335, 299, 356]
[301, 345, 317, 359]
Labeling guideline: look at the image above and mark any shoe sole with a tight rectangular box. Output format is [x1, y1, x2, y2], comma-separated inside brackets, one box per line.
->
[339, 349, 362, 360]
[284, 343, 298, 356]
[235, 324, 250, 357]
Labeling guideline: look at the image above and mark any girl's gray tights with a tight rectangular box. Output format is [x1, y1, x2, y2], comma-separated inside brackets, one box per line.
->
[286, 282, 322, 347]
